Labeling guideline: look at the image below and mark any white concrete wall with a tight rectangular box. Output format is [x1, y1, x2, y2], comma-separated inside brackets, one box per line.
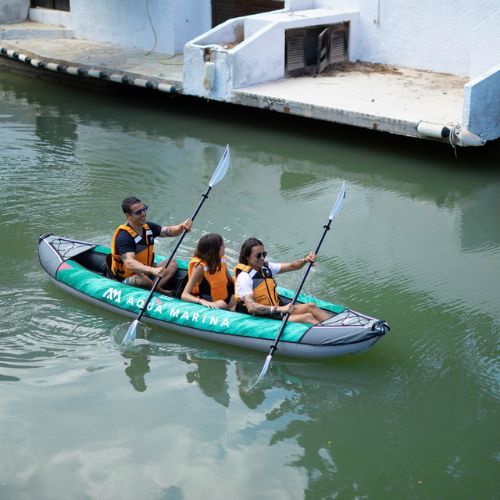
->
[29, 7, 72, 28]
[0, 0, 29, 23]
[184, 9, 358, 100]
[30, 0, 211, 55]
[286, 0, 499, 78]
[469, 10, 500, 79]
[354, 0, 498, 77]
[184, 19, 242, 100]
[232, 23, 285, 89]
[463, 65, 500, 141]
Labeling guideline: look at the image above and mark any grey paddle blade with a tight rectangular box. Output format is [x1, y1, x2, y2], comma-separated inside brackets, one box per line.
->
[329, 181, 347, 221]
[256, 354, 273, 384]
[122, 319, 139, 347]
[209, 145, 231, 187]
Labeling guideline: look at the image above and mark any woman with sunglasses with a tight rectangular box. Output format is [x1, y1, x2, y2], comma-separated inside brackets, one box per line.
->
[181, 233, 236, 310]
[234, 237, 332, 324]
[110, 196, 192, 294]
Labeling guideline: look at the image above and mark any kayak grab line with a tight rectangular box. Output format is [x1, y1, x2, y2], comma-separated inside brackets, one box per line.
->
[0, 45, 177, 93]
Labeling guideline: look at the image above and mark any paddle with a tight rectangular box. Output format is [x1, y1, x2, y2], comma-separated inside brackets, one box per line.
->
[256, 181, 347, 382]
[121, 145, 231, 347]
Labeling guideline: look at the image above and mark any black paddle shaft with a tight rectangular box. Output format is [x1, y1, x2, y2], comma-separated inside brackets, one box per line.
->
[268, 219, 333, 355]
[136, 186, 212, 322]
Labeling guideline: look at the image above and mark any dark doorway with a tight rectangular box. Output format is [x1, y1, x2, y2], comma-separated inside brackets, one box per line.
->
[285, 22, 349, 76]
[31, 0, 70, 11]
[212, 0, 284, 27]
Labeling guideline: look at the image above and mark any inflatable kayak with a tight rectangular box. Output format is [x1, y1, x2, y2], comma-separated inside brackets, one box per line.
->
[38, 234, 389, 359]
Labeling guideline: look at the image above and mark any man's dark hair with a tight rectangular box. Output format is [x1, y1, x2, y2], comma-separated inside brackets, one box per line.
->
[122, 196, 141, 214]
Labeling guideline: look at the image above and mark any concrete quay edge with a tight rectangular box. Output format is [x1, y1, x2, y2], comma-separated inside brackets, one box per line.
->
[232, 90, 419, 138]
[0, 27, 486, 147]
[0, 40, 180, 94]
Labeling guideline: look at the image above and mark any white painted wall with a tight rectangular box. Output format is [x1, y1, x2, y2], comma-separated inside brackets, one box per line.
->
[353, 0, 498, 77]
[184, 19, 240, 100]
[0, 0, 29, 23]
[463, 65, 500, 141]
[29, 0, 211, 55]
[469, 10, 500, 79]
[287, 0, 499, 78]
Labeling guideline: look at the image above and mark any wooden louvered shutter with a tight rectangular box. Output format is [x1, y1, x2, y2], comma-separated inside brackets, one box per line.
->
[286, 29, 305, 76]
[329, 23, 349, 65]
[316, 27, 330, 74]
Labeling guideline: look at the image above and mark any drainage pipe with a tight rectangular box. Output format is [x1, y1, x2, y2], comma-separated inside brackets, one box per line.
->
[417, 121, 485, 147]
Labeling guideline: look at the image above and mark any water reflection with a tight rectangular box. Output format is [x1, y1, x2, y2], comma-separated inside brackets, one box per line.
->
[460, 183, 500, 251]
[35, 113, 77, 150]
[123, 349, 151, 393]
[180, 353, 230, 407]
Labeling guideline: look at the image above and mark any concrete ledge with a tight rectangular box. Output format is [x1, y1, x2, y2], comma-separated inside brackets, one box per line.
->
[232, 89, 419, 137]
[232, 64, 468, 142]
[0, 41, 179, 93]
[0, 21, 73, 39]
[28, 7, 72, 29]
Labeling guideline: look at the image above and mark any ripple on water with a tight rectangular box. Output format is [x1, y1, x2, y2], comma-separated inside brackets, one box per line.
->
[0, 284, 117, 384]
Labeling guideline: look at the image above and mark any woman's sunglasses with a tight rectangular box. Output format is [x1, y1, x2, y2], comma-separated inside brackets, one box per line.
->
[130, 205, 148, 216]
[253, 251, 267, 259]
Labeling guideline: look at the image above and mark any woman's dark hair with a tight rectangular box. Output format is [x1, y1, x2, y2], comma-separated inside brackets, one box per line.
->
[122, 196, 141, 214]
[239, 237, 263, 265]
[195, 233, 224, 274]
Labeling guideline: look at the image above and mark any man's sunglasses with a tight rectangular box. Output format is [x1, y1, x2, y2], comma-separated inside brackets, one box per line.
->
[129, 205, 148, 216]
[253, 251, 267, 259]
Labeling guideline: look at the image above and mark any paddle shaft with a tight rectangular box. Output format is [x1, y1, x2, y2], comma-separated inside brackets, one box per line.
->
[136, 186, 212, 322]
[268, 218, 333, 356]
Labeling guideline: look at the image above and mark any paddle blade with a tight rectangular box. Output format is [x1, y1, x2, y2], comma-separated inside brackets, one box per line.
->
[209, 145, 231, 187]
[122, 319, 139, 347]
[256, 353, 273, 384]
[329, 181, 347, 220]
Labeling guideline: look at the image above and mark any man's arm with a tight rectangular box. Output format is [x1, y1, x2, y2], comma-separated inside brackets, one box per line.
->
[122, 253, 165, 278]
[160, 219, 193, 237]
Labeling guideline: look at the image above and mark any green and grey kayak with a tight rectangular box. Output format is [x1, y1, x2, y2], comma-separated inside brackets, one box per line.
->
[38, 234, 389, 359]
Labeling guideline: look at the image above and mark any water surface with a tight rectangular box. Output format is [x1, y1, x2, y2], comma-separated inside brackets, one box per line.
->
[0, 72, 499, 499]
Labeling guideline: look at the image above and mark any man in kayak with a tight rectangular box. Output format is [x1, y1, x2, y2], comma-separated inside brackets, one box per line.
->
[234, 237, 332, 324]
[110, 196, 192, 294]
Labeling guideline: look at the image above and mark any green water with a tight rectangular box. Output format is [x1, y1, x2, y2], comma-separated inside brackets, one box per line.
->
[0, 72, 499, 500]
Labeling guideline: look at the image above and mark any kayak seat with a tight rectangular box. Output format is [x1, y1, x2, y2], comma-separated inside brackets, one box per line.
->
[169, 269, 188, 299]
[74, 250, 108, 275]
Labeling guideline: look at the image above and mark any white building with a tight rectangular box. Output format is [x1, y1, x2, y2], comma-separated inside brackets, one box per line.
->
[2, 0, 499, 143]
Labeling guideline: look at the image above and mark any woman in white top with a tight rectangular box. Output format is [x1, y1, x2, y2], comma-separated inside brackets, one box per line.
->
[234, 237, 332, 324]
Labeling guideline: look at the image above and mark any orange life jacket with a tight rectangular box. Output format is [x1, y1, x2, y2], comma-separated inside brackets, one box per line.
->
[110, 223, 154, 280]
[234, 263, 280, 306]
[188, 256, 229, 301]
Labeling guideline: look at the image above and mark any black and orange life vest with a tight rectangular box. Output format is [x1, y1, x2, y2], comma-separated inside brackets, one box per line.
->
[110, 223, 154, 280]
[234, 263, 280, 306]
[188, 256, 229, 301]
